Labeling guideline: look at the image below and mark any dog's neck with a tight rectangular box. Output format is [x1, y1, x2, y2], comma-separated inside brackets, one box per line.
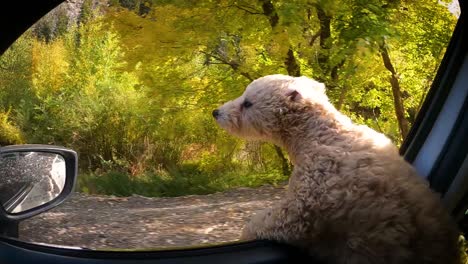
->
[276, 101, 396, 165]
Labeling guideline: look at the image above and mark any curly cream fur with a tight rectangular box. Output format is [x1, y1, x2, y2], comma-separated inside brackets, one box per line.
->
[214, 74, 461, 264]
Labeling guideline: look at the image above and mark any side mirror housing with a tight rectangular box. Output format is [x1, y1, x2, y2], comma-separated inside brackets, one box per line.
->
[0, 144, 77, 222]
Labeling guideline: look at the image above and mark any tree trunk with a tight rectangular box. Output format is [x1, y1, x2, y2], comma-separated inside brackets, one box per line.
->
[314, 3, 348, 104]
[274, 145, 291, 176]
[260, 0, 279, 28]
[379, 42, 410, 139]
[285, 48, 301, 77]
[316, 5, 332, 70]
[261, 0, 301, 78]
[336, 85, 349, 111]
[261, 0, 296, 174]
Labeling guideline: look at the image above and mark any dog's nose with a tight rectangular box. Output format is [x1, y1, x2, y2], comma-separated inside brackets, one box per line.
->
[212, 109, 220, 118]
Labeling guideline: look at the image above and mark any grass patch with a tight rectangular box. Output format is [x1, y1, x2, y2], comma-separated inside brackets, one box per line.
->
[77, 164, 288, 197]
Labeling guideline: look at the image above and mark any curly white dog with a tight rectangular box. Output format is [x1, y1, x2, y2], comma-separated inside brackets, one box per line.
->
[213, 74, 461, 264]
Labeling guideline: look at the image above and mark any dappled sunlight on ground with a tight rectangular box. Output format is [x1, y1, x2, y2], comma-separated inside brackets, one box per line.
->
[20, 185, 286, 249]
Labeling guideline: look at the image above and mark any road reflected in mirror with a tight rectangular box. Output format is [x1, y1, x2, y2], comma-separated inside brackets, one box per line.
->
[0, 152, 66, 213]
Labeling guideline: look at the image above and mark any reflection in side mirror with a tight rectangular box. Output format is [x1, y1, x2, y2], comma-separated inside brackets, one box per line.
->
[0, 152, 66, 213]
[0, 145, 77, 222]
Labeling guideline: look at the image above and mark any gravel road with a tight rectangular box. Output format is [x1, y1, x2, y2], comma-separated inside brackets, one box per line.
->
[20, 185, 286, 250]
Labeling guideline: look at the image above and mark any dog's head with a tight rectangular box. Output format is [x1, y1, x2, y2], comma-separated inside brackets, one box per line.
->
[212, 74, 328, 142]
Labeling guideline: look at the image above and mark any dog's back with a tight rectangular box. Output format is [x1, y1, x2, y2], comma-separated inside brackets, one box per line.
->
[293, 124, 461, 264]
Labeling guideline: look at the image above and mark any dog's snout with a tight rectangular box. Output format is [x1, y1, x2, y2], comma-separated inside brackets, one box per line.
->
[212, 109, 220, 118]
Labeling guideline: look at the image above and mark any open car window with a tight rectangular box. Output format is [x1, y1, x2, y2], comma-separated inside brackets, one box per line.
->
[0, 0, 462, 252]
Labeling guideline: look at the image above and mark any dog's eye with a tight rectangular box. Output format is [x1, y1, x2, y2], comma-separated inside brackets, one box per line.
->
[242, 100, 253, 109]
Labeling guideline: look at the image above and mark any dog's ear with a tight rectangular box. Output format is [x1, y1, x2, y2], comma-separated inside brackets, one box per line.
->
[287, 90, 303, 102]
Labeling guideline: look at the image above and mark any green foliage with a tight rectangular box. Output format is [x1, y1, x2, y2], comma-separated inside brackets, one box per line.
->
[0, 32, 34, 109]
[0, 0, 458, 197]
[459, 235, 468, 264]
[78, 167, 287, 197]
[0, 110, 24, 145]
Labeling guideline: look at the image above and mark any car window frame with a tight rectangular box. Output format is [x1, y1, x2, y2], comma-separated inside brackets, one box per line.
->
[0, 1, 466, 263]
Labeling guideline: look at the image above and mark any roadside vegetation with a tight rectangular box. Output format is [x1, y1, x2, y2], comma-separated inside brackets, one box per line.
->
[0, 0, 457, 197]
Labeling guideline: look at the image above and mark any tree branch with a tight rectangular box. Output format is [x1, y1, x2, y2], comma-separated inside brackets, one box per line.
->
[309, 30, 321, 46]
[199, 50, 254, 81]
[228, 4, 264, 15]
[379, 41, 409, 139]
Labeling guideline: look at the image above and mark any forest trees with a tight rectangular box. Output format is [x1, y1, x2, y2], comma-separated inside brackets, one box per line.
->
[0, 0, 458, 197]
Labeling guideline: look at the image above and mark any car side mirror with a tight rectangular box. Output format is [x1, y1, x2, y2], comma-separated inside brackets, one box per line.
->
[0, 145, 77, 222]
